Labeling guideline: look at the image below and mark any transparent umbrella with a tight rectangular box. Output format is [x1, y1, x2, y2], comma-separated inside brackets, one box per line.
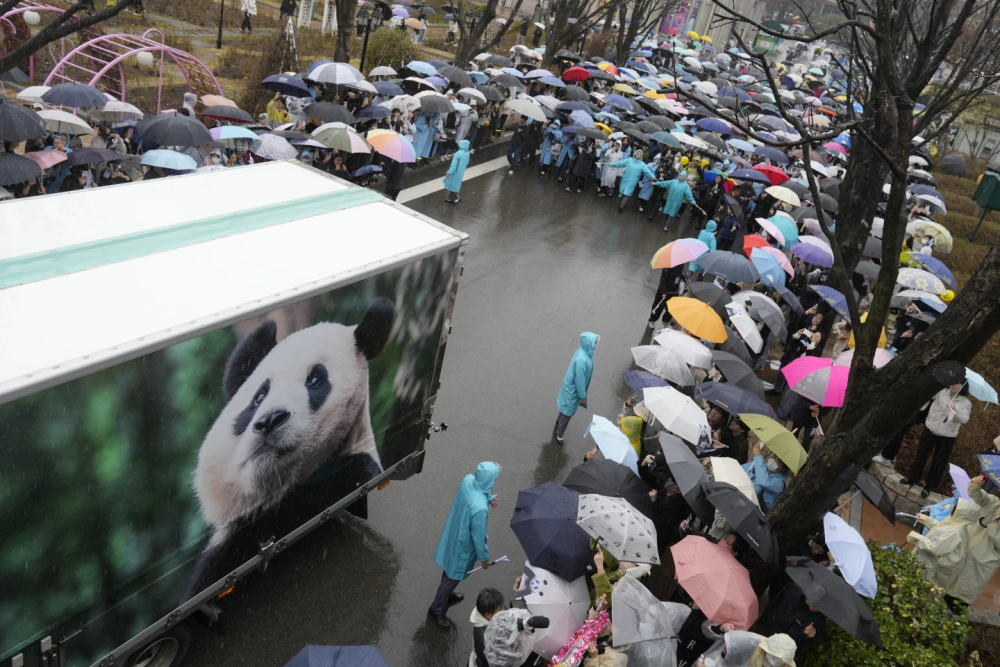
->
[631, 345, 695, 386]
[517, 562, 591, 659]
[611, 576, 689, 667]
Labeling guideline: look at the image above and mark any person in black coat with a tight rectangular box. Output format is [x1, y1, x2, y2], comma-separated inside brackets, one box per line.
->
[648, 264, 686, 327]
[567, 140, 597, 192]
[753, 582, 827, 653]
[381, 157, 405, 201]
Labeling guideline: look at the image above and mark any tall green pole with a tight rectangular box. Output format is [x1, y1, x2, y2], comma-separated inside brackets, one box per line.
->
[970, 209, 988, 243]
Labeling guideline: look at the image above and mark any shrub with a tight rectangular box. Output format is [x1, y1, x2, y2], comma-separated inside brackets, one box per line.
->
[802, 542, 970, 667]
[361, 26, 417, 73]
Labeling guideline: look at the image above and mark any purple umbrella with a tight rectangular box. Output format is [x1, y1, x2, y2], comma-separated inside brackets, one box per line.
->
[605, 93, 632, 110]
[790, 242, 833, 268]
[624, 370, 670, 393]
[696, 117, 731, 134]
[392, 6, 409, 17]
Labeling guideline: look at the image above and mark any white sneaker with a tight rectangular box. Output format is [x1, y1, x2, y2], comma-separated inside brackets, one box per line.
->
[647, 321, 656, 329]
[508, 169, 514, 175]
[872, 455, 892, 466]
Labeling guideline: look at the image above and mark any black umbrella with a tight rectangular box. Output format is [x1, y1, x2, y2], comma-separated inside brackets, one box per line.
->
[137, 114, 212, 147]
[562, 84, 589, 101]
[933, 360, 965, 386]
[817, 192, 839, 213]
[0, 97, 45, 143]
[485, 55, 514, 67]
[695, 131, 726, 152]
[819, 178, 841, 198]
[748, 303, 787, 339]
[563, 458, 653, 519]
[554, 49, 583, 62]
[261, 74, 310, 97]
[696, 382, 776, 418]
[782, 180, 810, 199]
[509, 482, 593, 581]
[437, 64, 474, 88]
[305, 102, 355, 124]
[634, 96, 666, 116]
[614, 120, 637, 131]
[200, 105, 254, 123]
[1, 67, 29, 84]
[786, 557, 882, 647]
[861, 236, 882, 258]
[722, 194, 745, 223]
[660, 433, 714, 525]
[711, 349, 761, 396]
[941, 152, 966, 176]
[772, 284, 804, 316]
[854, 260, 880, 280]
[754, 145, 789, 164]
[416, 94, 455, 114]
[493, 74, 525, 89]
[41, 82, 108, 108]
[635, 120, 662, 135]
[645, 115, 675, 130]
[688, 282, 733, 317]
[64, 147, 122, 166]
[625, 128, 651, 144]
[476, 85, 506, 102]
[697, 250, 760, 283]
[702, 481, 779, 565]
[0, 152, 41, 186]
[576, 128, 606, 140]
[854, 469, 895, 524]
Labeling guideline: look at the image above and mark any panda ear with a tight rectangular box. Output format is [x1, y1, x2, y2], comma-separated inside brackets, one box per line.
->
[354, 297, 394, 360]
[223, 320, 278, 400]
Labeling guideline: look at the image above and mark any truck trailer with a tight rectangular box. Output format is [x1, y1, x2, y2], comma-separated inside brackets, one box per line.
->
[0, 161, 467, 667]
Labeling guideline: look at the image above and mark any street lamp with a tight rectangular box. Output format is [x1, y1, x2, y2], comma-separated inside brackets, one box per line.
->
[357, 5, 385, 74]
[464, 8, 480, 46]
[216, 0, 224, 49]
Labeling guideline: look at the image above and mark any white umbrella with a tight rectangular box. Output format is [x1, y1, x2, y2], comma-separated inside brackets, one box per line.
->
[642, 386, 711, 447]
[94, 100, 144, 121]
[345, 79, 378, 94]
[906, 219, 953, 252]
[891, 289, 946, 310]
[710, 457, 760, 507]
[823, 512, 877, 599]
[724, 303, 763, 353]
[915, 193, 946, 213]
[518, 561, 591, 659]
[16, 85, 51, 104]
[671, 131, 710, 150]
[368, 65, 397, 76]
[631, 345, 695, 386]
[576, 495, 660, 564]
[36, 109, 93, 135]
[653, 328, 713, 368]
[249, 133, 297, 160]
[797, 235, 832, 252]
[504, 98, 547, 122]
[380, 95, 420, 112]
[585, 415, 640, 475]
[532, 94, 560, 110]
[307, 61, 364, 84]
[897, 268, 947, 295]
[457, 87, 487, 104]
[612, 576, 690, 665]
[693, 81, 718, 96]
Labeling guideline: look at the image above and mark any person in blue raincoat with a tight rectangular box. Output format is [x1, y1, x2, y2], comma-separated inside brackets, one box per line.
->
[689, 220, 717, 276]
[637, 153, 662, 214]
[656, 171, 700, 232]
[555, 133, 577, 180]
[555, 332, 599, 444]
[429, 461, 501, 629]
[539, 120, 562, 176]
[612, 150, 656, 213]
[443, 140, 470, 203]
[412, 112, 436, 162]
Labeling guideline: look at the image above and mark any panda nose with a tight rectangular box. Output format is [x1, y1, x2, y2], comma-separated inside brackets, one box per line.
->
[253, 409, 290, 436]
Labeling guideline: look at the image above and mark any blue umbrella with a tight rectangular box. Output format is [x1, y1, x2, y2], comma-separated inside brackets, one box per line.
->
[585, 415, 639, 475]
[810, 285, 850, 320]
[509, 481, 592, 581]
[41, 82, 110, 108]
[569, 109, 595, 128]
[357, 105, 390, 119]
[767, 215, 798, 246]
[425, 74, 448, 88]
[352, 164, 382, 177]
[444, 12, 454, 18]
[469, 71, 489, 84]
[730, 168, 771, 184]
[908, 184, 945, 201]
[750, 247, 786, 287]
[405, 60, 438, 75]
[139, 149, 197, 171]
[261, 73, 309, 97]
[717, 85, 751, 102]
[965, 368, 998, 406]
[428, 59, 448, 67]
[624, 370, 670, 392]
[373, 80, 404, 95]
[696, 381, 776, 418]
[605, 93, 632, 110]
[559, 124, 582, 134]
[791, 242, 833, 268]
[696, 117, 730, 134]
[595, 111, 620, 123]
[500, 66, 525, 78]
[906, 254, 955, 288]
[754, 145, 789, 164]
[284, 645, 388, 667]
[727, 138, 756, 152]
[538, 75, 565, 88]
[754, 131, 778, 142]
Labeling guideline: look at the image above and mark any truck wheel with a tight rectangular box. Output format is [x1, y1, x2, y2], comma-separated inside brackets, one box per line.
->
[125, 623, 193, 667]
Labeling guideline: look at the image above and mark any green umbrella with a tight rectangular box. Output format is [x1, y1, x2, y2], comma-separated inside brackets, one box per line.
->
[738, 413, 809, 474]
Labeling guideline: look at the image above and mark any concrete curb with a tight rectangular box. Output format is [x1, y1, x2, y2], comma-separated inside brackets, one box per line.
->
[870, 459, 947, 514]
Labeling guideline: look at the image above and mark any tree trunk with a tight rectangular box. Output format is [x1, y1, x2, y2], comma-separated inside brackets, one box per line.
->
[333, 0, 356, 62]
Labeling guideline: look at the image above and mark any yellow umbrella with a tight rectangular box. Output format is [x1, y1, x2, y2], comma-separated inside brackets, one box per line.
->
[765, 186, 801, 207]
[687, 30, 701, 40]
[667, 297, 728, 343]
[612, 83, 638, 95]
[594, 122, 612, 136]
[700, 34, 712, 43]
[643, 90, 666, 100]
[597, 62, 620, 75]
[847, 311, 887, 349]
[738, 414, 809, 474]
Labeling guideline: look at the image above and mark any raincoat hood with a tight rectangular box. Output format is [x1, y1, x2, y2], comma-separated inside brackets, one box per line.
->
[580, 332, 599, 356]
[752, 633, 797, 667]
[950, 498, 982, 526]
[473, 462, 500, 495]
[470, 607, 491, 627]
[706, 220, 718, 233]
[458, 139, 470, 151]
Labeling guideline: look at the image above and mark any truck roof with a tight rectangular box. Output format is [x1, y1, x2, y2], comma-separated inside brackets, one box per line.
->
[0, 161, 466, 403]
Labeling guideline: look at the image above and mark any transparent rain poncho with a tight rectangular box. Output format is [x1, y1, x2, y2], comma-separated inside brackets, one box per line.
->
[483, 609, 538, 667]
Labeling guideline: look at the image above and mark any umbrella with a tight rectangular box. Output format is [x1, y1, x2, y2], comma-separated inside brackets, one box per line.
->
[40, 82, 108, 108]
[308, 61, 365, 84]
[249, 134, 298, 160]
[941, 153, 966, 176]
[0, 153, 42, 186]
[950, 463, 973, 500]
[312, 126, 371, 153]
[755, 146, 789, 164]
[834, 348, 896, 369]
[852, 468, 895, 524]
[624, 370, 670, 393]
[702, 481, 778, 565]
[283, 645, 388, 666]
[904, 254, 955, 288]
[510, 482, 592, 581]
[139, 149, 198, 171]
[810, 285, 850, 320]
[765, 185, 801, 206]
[697, 250, 760, 283]
[504, 97, 547, 122]
[64, 147, 121, 166]
[772, 284, 803, 316]
[907, 219, 953, 252]
[368, 65, 397, 76]
[37, 109, 93, 135]
[687, 282, 733, 317]
[965, 368, 998, 405]
[791, 242, 833, 268]
[200, 104, 254, 123]
[711, 351, 765, 399]
[643, 386, 711, 448]
[668, 297, 728, 343]
[0, 98, 45, 143]
[730, 169, 772, 185]
[734, 291, 787, 338]
[137, 114, 212, 146]
[563, 459, 653, 518]
[437, 64, 474, 88]
[823, 512, 877, 598]
[261, 73, 310, 96]
[781, 356, 849, 408]
[892, 289, 946, 313]
[586, 416, 640, 474]
[710, 457, 760, 508]
[719, 329, 755, 368]
[611, 576, 690, 658]
[653, 328, 713, 368]
[743, 234, 770, 256]
[15, 85, 50, 104]
[696, 382, 775, 418]
[660, 432, 714, 524]
[785, 557, 882, 646]
[631, 345, 695, 386]
[750, 247, 786, 287]
[367, 132, 415, 163]
[576, 495, 660, 564]
[305, 102, 355, 124]
[897, 267, 947, 295]
[351, 165, 382, 177]
[519, 563, 592, 659]
[671, 536, 758, 629]
[738, 414, 808, 474]
[724, 302, 763, 353]
[24, 150, 68, 170]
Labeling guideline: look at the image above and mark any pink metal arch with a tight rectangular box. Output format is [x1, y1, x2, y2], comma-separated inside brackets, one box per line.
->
[44, 30, 223, 114]
[0, 4, 68, 80]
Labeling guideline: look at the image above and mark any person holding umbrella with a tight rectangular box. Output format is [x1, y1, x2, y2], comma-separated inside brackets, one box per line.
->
[648, 264, 686, 329]
[443, 140, 470, 204]
[554, 332, 599, 445]
[743, 441, 788, 511]
[430, 462, 501, 630]
[902, 381, 972, 498]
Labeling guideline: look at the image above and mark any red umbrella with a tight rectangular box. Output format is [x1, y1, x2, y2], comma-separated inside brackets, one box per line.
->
[742, 234, 769, 257]
[563, 66, 590, 82]
[666, 27, 679, 35]
[753, 163, 789, 186]
[671, 535, 759, 629]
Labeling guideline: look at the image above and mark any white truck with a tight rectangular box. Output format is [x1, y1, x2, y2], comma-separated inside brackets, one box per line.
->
[0, 161, 467, 667]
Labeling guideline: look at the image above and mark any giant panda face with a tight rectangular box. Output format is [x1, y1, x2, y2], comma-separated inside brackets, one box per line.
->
[194, 299, 393, 530]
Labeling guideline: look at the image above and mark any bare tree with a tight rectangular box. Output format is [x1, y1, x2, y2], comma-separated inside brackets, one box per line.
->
[333, 0, 357, 62]
[0, 0, 142, 75]
[697, 0, 1000, 572]
[612, 0, 680, 65]
[451, 0, 526, 67]
[541, 0, 627, 67]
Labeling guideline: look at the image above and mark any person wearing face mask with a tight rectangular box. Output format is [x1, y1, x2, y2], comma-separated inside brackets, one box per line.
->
[902, 383, 972, 498]
[743, 441, 788, 511]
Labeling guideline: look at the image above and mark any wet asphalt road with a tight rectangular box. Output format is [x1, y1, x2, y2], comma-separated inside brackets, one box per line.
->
[183, 164, 704, 667]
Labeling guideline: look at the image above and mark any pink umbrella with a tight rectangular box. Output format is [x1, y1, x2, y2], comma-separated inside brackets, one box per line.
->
[781, 356, 849, 407]
[755, 217, 786, 246]
[24, 150, 67, 170]
[823, 141, 848, 155]
[367, 132, 416, 163]
[671, 536, 758, 630]
[834, 348, 895, 369]
[651, 238, 710, 268]
[759, 245, 793, 277]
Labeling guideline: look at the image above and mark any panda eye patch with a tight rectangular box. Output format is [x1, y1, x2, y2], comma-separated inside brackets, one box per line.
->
[305, 364, 331, 413]
[233, 379, 270, 436]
